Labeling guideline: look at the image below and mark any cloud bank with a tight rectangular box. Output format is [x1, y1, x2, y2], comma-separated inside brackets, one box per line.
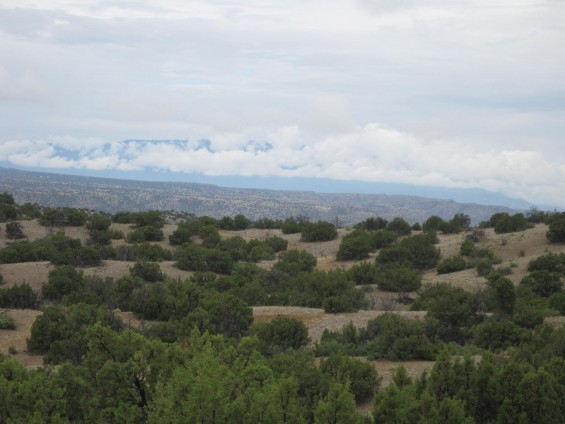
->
[3, 124, 565, 207]
[0, 0, 564, 207]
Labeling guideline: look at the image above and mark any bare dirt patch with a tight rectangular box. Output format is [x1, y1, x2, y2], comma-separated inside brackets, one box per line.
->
[0, 309, 44, 368]
[0, 261, 53, 292]
[252, 306, 426, 343]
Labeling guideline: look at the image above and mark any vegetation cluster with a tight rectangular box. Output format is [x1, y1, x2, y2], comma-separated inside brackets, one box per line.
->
[1, 194, 565, 422]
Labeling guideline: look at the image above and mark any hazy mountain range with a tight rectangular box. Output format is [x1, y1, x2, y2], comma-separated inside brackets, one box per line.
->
[0, 166, 524, 226]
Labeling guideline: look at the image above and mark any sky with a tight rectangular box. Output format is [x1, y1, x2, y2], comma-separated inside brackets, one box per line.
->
[0, 0, 564, 207]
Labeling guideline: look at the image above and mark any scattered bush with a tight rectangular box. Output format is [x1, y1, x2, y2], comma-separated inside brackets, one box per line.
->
[281, 217, 303, 234]
[251, 316, 310, 356]
[130, 261, 164, 282]
[385, 217, 412, 236]
[0, 315, 16, 330]
[319, 354, 381, 401]
[0, 283, 39, 309]
[520, 271, 563, 297]
[546, 218, 565, 243]
[264, 235, 288, 252]
[126, 226, 164, 243]
[437, 256, 467, 274]
[355, 217, 388, 231]
[347, 262, 379, 285]
[301, 221, 337, 242]
[376, 264, 421, 293]
[337, 230, 372, 261]
[5, 222, 25, 239]
[273, 249, 317, 275]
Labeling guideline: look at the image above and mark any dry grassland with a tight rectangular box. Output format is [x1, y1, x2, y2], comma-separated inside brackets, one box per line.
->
[2, 220, 565, 379]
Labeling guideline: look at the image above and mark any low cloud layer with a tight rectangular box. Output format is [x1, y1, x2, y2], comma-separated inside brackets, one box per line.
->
[3, 124, 565, 207]
[1, 1, 564, 207]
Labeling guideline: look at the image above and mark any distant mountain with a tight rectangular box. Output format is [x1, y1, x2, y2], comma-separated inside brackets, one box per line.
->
[0, 166, 520, 226]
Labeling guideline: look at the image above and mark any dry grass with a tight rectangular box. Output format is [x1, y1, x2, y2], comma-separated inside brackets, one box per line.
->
[2, 219, 565, 374]
[0, 309, 44, 368]
[252, 306, 426, 343]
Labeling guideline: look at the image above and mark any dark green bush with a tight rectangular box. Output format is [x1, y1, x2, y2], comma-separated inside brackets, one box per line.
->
[375, 264, 421, 292]
[385, 217, 412, 236]
[0, 315, 16, 330]
[347, 262, 379, 285]
[264, 235, 288, 252]
[520, 271, 563, 297]
[130, 261, 164, 282]
[336, 230, 372, 261]
[126, 226, 164, 243]
[528, 252, 565, 273]
[300, 221, 337, 242]
[0, 283, 39, 309]
[5, 222, 25, 239]
[546, 218, 565, 243]
[251, 316, 310, 356]
[273, 249, 317, 275]
[437, 256, 467, 274]
[319, 354, 380, 401]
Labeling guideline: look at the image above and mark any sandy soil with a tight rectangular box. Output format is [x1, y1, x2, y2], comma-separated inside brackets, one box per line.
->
[252, 306, 426, 343]
[0, 261, 54, 292]
[0, 309, 44, 368]
[2, 220, 565, 373]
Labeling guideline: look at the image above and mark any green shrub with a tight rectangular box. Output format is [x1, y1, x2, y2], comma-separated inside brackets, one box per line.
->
[549, 291, 565, 315]
[474, 258, 494, 277]
[281, 217, 303, 234]
[86, 214, 112, 231]
[348, 262, 379, 285]
[376, 264, 421, 292]
[437, 256, 467, 274]
[0, 283, 39, 308]
[130, 261, 164, 282]
[251, 316, 310, 356]
[337, 230, 372, 261]
[264, 235, 288, 252]
[527, 252, 565, 273]
[385, 217, 412, 236]
[126, 226, 164, 243]
[355, 217, 388, 231]
[323, 296, 356, 313]
[370, 230, 398, 249]
[459, 239, 475, 256]
[42, 265, 84, 301]
[273, 249, 317, 275]
[546, 218, 565, 243]
[0, 315, 16, 330]
[319, 354, 381, 401]
[301, 221, 337, 242]
[5, 222, 25, 239]
[493, 213, 532, 234]
[520, 271, 563, 297]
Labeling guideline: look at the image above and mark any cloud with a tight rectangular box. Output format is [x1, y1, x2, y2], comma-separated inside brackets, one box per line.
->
[0, 1, 564, 208]
[3, 125, 565, 207]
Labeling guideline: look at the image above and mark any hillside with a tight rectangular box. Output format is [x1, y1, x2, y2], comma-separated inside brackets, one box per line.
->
[2, 202, 565, 422]
[0, 166, 518, 226]
[2, 217, 565, 364]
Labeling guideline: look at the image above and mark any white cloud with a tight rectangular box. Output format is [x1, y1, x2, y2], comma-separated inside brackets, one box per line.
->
[2, 125, 565, 207]
[0, 0, 564, 207]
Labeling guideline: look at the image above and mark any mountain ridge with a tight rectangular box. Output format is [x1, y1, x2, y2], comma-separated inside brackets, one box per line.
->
[0, 166, 520, 226]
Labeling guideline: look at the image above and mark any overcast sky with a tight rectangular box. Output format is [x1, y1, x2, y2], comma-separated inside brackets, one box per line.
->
[0, 0, 564, 206]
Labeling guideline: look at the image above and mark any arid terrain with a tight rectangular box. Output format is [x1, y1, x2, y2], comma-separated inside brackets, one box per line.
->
[1, 219, 564, 377]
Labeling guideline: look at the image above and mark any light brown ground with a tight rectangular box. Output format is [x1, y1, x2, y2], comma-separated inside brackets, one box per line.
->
[0, 309, 44, 368]
[252, 306, 426, 343]
[2, 220, 565, 376]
